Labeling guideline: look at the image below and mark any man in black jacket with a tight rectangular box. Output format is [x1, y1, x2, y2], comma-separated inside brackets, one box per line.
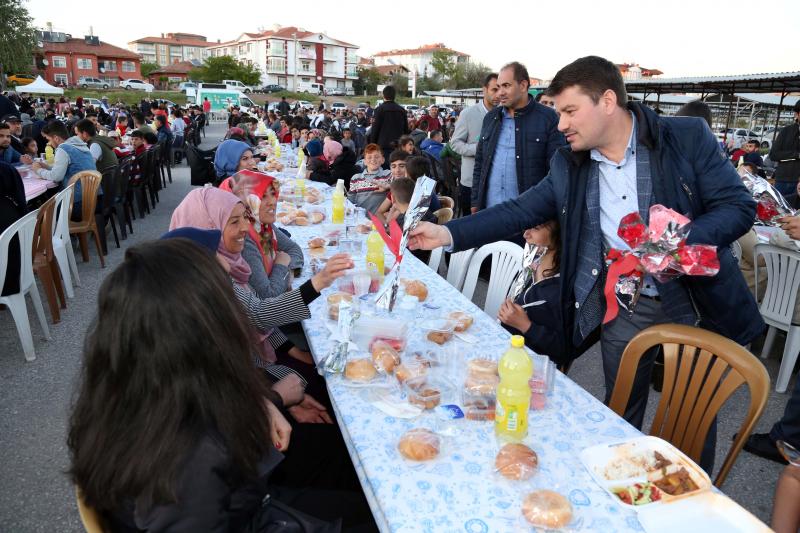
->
[369, 85, 409, 166]
[769, 101, 800, 197]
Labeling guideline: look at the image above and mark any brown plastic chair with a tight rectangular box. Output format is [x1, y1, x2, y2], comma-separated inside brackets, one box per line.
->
[608, 324, 770, 487]
[76, 487, 104, 533]
[433, 207, 453, 224]
[438, 196, 454, 210]
[68, 170, 105, 268]
[32, 195, 66, 324]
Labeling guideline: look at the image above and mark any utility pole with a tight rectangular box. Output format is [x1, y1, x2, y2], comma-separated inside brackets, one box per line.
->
[292, 32, 298, 92]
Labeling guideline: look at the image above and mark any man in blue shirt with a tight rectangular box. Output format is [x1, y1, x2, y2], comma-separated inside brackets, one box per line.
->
[471, 61, 564, 213]
[0, 122, 31, 166]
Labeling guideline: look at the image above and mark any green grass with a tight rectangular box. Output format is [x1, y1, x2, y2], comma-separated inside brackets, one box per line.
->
[63, 88, 187, 105]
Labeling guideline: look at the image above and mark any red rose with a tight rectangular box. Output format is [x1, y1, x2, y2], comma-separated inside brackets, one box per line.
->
[618, 212, 648, 249]
[677, 245, 720, 276]
[756, 199, 779, 223]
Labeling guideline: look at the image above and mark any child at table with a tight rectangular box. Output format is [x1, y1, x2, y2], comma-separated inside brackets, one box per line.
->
[387, 177, 435, 263]
[497, 220, 573, 370]
[347, 143, 391, 214]
[20, 137, 38, 159]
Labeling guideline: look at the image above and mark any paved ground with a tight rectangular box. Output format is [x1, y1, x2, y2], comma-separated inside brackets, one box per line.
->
[0, 122, 793, 530]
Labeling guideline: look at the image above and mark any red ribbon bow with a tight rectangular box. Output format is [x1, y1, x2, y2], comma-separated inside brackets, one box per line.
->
[367, 212, 403, 262]
[602, 249, 642, 324]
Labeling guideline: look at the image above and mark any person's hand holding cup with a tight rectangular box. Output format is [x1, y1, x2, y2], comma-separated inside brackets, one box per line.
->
[311, 253, 354, 292]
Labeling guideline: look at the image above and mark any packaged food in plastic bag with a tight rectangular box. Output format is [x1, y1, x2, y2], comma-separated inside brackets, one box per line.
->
[397, 428, 440, 461]
[495, 443, 539, 480]
[521, 490, 573, 529]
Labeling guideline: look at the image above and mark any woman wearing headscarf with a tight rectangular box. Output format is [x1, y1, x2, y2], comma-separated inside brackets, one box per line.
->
[325, 138, 360, 190]
[0, 162, 27, 296]
[170, 187, 353, 422]
[213, 139, 257, 180]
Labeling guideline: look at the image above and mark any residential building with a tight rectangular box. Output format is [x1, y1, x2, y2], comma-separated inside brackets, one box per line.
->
[372, 43, 469, 78]
[616, 63, 663, 80]
[34, 30, 142, 88]
[206, 25, 359, 93]
[128, 33, 211, 66]
[148, 60, 200, 89]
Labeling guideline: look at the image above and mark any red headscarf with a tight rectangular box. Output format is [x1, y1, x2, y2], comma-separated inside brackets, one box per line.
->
[220, 171, 280, 275]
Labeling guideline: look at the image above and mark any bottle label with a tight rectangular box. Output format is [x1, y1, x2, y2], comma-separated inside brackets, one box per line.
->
[506, 407, 518, 432]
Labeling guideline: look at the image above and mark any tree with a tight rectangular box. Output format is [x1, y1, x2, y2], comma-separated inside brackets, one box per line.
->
[140, 61, 160, 78]
[389, 72, 409, 98]
[0, 0, 38, 90]
[452, 61, 493, 89]
[190, 56, 262, 86]
[353, 67, 383, 95]
[430, 50, 458, 80]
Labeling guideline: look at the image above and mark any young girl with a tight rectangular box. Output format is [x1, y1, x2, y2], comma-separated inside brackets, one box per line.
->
[20, 137, 38, 159]
[498, 220, 570, 368]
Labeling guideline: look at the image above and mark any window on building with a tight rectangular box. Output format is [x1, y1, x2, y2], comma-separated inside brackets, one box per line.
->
[278, 76, 287, 85]
[238, 45, 245, 55]
[302, 61, 310, 72]
[77, 58, 92, 69]
[158, 45, 167, 55]
[122, 61, 136, 72]
[52, 56, 67, 68]
[268, 58, 286, 72]
[104, 61, 117, 71]
[54, 73, 68, 85]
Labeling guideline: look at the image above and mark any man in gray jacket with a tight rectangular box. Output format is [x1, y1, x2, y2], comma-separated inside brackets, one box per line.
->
[449, 73, 499, 216]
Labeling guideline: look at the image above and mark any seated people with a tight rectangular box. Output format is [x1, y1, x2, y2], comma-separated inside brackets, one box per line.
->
[213, 139, 257, 181]
[74, 119, 119, 174]
[497, 221, 573, 368]
[772, 465, 800, 533]
[0, 162, 27, 297]
[67, 236, 375, 531]
[405, 155, 442, 212]
[374, 150, 409, 223]
[340, 127, 356, 154]
[0, 122, 32, 166]
[421, 130, 445, 160]
[386, 177, 437, 228]
[347, 143, 392, 214]
[169, 187, 353, 417]
[305, 138, 329, 180]
[32, 120, 96, 210]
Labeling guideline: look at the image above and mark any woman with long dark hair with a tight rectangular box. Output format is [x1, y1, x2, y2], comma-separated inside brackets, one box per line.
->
[68, 236, 375, 531]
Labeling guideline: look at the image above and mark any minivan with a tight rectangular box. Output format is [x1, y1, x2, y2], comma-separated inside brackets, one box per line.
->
[222, 80, 253, 93]
[78, 77, 109, 89]
[298, 82, 324, 95]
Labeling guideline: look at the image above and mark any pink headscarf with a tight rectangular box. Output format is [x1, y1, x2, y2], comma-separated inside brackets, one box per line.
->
[323, 139, 343, 162]
[170, 187, 277, 363]
[169, 187, 252, 286]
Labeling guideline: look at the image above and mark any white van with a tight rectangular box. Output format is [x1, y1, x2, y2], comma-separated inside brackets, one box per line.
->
[222, 80, 253, 93]
[297, 81, 324, 95]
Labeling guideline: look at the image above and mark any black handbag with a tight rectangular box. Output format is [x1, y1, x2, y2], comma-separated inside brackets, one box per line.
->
[253, 493, 342, 533]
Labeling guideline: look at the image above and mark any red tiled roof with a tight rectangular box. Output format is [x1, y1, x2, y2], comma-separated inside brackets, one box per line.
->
[209, 26, 357, 48]
[616, 63, 663, 76]
[374, 64, 409, 75]
[149, 61, 196, 75]
[130, 34, 211, 47]
[41, 38, 140, 59]
[373, 43, 468, 58]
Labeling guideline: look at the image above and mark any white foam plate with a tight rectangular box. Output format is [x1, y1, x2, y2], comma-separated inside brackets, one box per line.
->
[637, 491, 771, 533]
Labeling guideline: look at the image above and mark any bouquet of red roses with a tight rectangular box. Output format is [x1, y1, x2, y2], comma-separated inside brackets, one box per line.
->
[739, 168, 796, 225]
[603, 205, 720, 323]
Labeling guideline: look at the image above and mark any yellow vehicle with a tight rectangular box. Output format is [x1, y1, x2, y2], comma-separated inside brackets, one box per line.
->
[7, 73, 36, 86]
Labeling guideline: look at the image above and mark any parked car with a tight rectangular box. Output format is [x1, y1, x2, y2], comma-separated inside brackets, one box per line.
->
[297, 82, 324, 95]
[330, 102, 348, 113]
[714, 128, 761, 150]
[260, 84, 285, 93]
[356, 103, 368, 112]
[294, 100, 315, 111]
[178, 81, 198, 93]
[78, 77, 109, 90]
[7, 73, 36, 86]
[327, 88, 346, 96]
[222, 80, 253, 93]
[402, 104, 421, 113]
[121, 79, 154, 91]
[71, 98, 104, 109]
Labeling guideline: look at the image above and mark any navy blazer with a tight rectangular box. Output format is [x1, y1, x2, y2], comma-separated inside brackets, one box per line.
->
[449, 102, 764, 349]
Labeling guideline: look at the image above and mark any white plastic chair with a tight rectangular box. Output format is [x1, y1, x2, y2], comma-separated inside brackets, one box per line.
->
[754, 243, 800, 393]
[445, 248, 476, 291]
[461, 241, 524, 319]
[52, 184, 81, 297]
[0, 210, 52, 361]
[427, 246, 444, 275]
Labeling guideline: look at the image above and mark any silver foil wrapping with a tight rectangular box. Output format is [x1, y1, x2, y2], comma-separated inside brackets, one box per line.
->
[318, 301, 358, 375]
[511, 244, 548, 299]
[740, 169, 797, 225]
[375, 176, 437, 311]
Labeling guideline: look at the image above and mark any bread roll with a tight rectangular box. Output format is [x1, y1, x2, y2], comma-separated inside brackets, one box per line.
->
[521, 491, 573, 528]
[308, 237, 326, 249]
[294, 216, 309, 226]
[468, 358, 498, 378]
[464, 374, 499, 396]
[371, 341, 400, 374]
[395, 363, 427, 384]
[426, 331, 452, 345]
[448, 311, 474, 332]
[408, 388, 441, 410]
[295, 210, 308, 218]
[401, 279, 428, 301]
[344, 359, 376, 381]
[495, 443, 538, 480]
[398, 428, 440, 461]
[310, 211, 324, 224]
[327, 292, 352, 321]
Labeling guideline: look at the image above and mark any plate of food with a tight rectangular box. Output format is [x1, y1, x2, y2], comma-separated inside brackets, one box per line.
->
[580, 436, 711, 511]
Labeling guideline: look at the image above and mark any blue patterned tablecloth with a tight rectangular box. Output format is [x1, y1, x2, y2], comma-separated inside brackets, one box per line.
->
[277, 181, 648, 533]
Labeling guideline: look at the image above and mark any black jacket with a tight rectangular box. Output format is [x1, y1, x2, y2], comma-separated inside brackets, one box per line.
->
[368, 101, 409, 151]
[769, 120, 800, 182]
[448, 103, 764, 351]
[308, 147, 359, 188]
[471, 96, 565, 209]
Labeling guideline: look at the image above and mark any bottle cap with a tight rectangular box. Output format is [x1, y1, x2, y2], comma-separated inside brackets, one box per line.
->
[511, 335, 525, 348]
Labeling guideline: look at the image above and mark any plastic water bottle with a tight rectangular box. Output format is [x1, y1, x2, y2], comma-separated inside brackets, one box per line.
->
[332, 179, 345, 224]
[366, 224, 385, 281]
[495, 335, 533, 442]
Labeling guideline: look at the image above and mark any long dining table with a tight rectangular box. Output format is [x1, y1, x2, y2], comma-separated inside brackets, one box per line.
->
[267, 151, 764, 533]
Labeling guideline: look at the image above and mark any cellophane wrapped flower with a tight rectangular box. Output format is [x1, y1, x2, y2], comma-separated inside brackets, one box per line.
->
[740, 169, 796, 225]
[603, 205, 720, 323]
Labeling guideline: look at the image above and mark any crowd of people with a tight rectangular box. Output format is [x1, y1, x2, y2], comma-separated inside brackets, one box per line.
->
[2, 52, 800, 532]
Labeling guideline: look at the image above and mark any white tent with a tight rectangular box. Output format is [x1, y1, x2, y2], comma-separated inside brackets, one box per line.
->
[14, 76, 64, 95]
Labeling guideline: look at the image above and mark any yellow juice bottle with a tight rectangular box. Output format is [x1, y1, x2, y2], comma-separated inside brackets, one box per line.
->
[332, 179, 345, 224]
[495, 335, 533, 442]
[366, 225, 385, 281]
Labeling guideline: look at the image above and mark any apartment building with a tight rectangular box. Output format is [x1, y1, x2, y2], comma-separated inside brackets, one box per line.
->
[128, 33, 211, 66]
[372, 43, 469, 78]
[206, 25, 359, 93]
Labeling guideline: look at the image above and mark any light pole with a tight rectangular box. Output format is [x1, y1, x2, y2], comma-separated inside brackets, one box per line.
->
[292, 32, 298, 92]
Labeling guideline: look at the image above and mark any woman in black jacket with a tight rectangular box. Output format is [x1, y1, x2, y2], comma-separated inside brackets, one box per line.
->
[68, 237, 375, 532]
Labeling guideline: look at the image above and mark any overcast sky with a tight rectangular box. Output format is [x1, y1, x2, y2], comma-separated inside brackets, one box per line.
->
[28, 0, 799, 79]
